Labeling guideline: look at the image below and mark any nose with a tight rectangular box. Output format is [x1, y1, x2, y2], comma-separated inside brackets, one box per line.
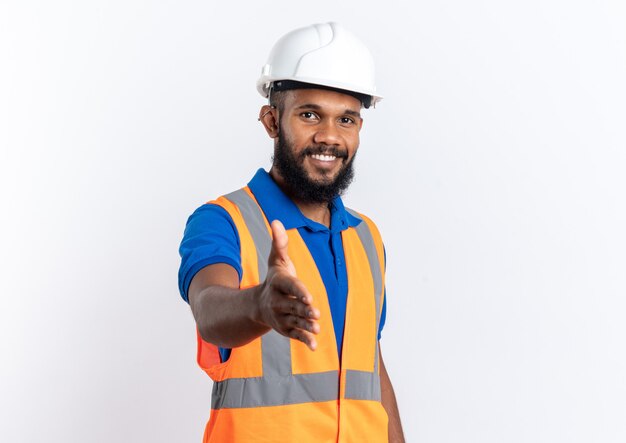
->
[313, 120, 341, 146]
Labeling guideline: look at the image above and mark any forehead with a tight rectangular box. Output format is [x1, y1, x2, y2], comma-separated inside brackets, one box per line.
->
[282, 88, 362, 114]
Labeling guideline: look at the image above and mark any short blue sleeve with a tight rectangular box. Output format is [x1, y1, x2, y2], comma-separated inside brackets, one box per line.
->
[178, 204, 242, 303]
[377, 245, 388, 340]
[378, 291, 386, 340]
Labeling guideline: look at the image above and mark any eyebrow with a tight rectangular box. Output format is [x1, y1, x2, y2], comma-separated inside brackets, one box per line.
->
[295, 103, 362, 119]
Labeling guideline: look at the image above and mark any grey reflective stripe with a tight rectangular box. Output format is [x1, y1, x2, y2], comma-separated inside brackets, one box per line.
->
[224, 189, 292, 378]
[212, 371, 339, 409]
[224, 190, 271, 280]
[344, 370, 382, 401]
[345, 208, 383, 375]
[345, 208, 383, 326]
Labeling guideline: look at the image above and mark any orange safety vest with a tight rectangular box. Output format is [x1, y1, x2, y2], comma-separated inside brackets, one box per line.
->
[196, 187, 388, 443]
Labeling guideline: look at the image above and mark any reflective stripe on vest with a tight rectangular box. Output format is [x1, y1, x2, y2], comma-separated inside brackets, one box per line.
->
[210, 189, 383, 409]
[345, 207, 383, 402]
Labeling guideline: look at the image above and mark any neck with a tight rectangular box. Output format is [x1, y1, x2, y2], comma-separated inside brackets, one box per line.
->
[269, 167, 332, 227]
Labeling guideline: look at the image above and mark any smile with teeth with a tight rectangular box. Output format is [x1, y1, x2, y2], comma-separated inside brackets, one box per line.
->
[310, 154, 337, 162]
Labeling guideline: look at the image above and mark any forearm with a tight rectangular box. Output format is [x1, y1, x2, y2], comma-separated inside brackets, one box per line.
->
[190, 283, 271, 348]
[188, 242, 319, 352]
[380, 351, 405, 443]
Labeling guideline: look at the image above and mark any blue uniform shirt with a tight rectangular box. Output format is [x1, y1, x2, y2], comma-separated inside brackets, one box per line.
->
[179, 169, 386, 361]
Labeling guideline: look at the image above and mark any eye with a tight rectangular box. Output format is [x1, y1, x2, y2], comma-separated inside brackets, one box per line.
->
[339, 117, 356, 125]
[300, 111, 318, 120]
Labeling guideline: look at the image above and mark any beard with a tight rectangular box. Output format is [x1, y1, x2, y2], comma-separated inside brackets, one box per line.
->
[272, 129, 356, 204]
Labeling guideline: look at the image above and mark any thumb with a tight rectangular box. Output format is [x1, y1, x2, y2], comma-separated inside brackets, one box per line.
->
[269, 220, 294, 273]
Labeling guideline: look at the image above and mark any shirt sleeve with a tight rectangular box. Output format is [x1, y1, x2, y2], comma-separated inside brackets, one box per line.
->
[178, 203, 242, 303]
[378, 291, 387, 340]
[377, 245, 388, 340]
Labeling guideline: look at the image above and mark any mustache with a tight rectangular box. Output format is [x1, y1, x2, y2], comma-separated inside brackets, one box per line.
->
[301, 145, 348, 159]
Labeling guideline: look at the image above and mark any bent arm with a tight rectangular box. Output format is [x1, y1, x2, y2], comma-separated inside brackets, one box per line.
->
[380, 346, 405, 443]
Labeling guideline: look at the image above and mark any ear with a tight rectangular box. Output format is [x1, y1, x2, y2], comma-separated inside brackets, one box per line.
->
[258, 105, 279, 138]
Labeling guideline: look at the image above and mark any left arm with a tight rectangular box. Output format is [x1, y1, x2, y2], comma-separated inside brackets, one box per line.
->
[380, 345, 405, 443]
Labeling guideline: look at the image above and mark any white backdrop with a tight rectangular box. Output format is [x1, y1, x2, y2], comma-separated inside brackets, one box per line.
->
[1, 1, 625, 442]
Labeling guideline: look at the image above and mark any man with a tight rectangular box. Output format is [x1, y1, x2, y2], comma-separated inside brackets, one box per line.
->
[179, 22, 404, 442]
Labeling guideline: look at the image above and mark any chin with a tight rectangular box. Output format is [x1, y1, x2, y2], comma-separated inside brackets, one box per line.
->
[306, 173, 337, 186]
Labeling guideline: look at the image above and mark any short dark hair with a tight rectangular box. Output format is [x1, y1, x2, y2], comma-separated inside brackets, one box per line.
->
[269, 89, 287, 114]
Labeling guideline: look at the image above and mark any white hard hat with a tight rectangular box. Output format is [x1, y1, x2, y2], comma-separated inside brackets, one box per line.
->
[257, 22, 382, 108]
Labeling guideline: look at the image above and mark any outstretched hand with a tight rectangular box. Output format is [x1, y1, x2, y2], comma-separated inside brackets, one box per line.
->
[256, 220, 320, 350]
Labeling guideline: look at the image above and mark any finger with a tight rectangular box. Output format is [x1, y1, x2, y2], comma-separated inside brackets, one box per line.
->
[287, 328, 318, 351]
[269, 220, 290, 265]
[274, 298, 320, 320]
[272, 274, 315, 306]
[284, 315, 320, 334]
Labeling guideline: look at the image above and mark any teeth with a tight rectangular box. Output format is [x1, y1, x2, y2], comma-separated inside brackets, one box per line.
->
[311, 154, 336, 162]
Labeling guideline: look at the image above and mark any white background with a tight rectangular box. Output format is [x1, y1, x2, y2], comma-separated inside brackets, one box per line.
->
[1, 1, 625, 442]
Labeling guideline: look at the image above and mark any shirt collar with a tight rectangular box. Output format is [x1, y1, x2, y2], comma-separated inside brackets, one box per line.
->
[247, 168, 361, 233]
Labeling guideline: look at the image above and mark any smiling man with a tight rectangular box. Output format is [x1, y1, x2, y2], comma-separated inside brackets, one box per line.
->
[178, 23, 404, 443]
